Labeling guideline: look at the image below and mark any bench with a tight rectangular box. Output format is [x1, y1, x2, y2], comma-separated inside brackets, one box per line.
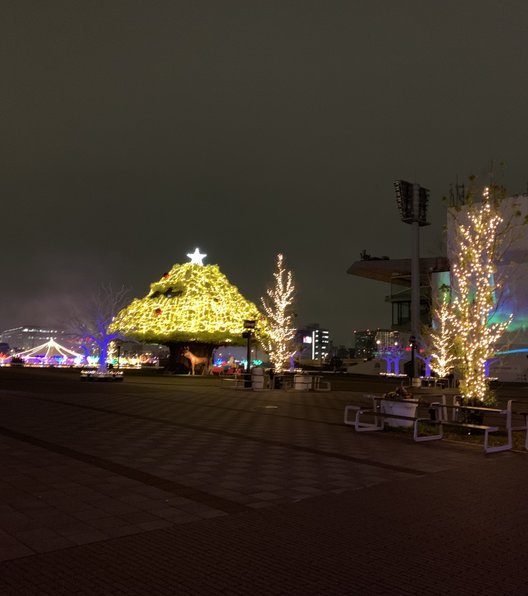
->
[344, 395, 426, 436]
[420, 376, 450, 388]
[513, 411, 528, 449]
[417, 401, 511, 454]
[344, 394, 511, 454]
[501, 400, 528, 450]
[312, 376, 331, 392]
[221, 376, 248, 390]
[344, 399, 439, 443]
[275, 375, 294, 390]
[432, 398, 528, 452]
[222, 374, 297, 391]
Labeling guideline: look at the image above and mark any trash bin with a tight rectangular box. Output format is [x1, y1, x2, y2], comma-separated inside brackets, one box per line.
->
[251, 367, 265, 390]
[244, 372, 252, 388]
[294, 374, 312, 391]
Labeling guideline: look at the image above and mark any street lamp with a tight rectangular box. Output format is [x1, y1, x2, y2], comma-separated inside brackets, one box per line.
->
[242, 320, 256, 387]
[409, 335, 416, 381]
[394, 180, 430, 382]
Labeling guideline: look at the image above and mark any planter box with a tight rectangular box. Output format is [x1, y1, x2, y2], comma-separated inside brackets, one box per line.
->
[80, 369, 124, 382]
[380, 399, 419, 428]
[294, 375, 312, 391]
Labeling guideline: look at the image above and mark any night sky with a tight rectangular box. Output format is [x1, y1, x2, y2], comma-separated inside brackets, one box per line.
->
[3, 1, 528, 345]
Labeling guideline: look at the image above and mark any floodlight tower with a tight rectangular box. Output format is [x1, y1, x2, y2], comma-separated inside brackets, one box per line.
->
[394, 180, 430, 381]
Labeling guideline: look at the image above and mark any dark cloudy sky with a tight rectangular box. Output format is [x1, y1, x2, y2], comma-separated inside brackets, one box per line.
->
[3, 0, 528, 345]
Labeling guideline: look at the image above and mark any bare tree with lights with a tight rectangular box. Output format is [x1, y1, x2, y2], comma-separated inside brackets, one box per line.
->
[260, 253, 296, 372]
[447, 186, 514, 404]
[70, 283, 129, 371]
[427, 287, 457, 380]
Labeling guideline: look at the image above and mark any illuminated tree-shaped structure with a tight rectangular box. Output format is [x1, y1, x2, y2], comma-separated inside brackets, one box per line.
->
[111, 249, 265, 371]
[447, 190, 512, 403]
[260, 253, 296, 371]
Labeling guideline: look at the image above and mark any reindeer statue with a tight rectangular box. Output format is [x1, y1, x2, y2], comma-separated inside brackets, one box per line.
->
[182, 348, 210, 375]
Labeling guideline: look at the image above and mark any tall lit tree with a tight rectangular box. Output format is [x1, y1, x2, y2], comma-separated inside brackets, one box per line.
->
[428, 286, 457, 379]
[447, 188, 512, 403]
[260, 253, 296, 371]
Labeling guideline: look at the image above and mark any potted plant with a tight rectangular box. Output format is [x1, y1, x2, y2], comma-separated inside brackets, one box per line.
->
[381, 383, 419, 428]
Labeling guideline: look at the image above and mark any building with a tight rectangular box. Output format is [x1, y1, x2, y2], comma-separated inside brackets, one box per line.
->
[374, 329, 400, 349]
[347, 255, 450, 333]
[353, 329, 401, 359]
[348, 194, 528, 381]
[0, 326, 73, 353]
[353, 330, 377, 359]
[295, 324, 330, 362]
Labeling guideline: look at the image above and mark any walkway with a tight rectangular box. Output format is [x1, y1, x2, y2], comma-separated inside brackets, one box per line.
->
[0, 368, 526, 594]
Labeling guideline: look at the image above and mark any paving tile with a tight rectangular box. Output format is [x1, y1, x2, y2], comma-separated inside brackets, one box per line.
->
[65, 530, 110, 546]
[136, 520, 174, 531]
[85, 516, 132, 530]
[94, 501, 140, 515]
[101, 524, 141, 538]
[114, 511, 160, 525]
[54, 521, 101, 537]
[149, 508, 199, 523]
[71, 507, 111, 521]
[0, 542, 35, 561]
[249, 492, 282, 501]
[14, 528, 76, 552]
[0, 512, 35, 533]
[0, 371, 526, 594]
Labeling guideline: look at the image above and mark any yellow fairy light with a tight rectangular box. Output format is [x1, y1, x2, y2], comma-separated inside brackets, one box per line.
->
[260, 253, 296, 372]
[447, 197, 512, 403]
[429, 299, 456, 379]
[111, 259, 266, 346]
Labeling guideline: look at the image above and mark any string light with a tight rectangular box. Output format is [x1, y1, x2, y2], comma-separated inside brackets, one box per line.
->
[429, 294, 456, 379]
[112, 258, 264, 345]
[260, 253, 296, 372]
[14, 339, 83, 366]
[447, 196, 512, 403]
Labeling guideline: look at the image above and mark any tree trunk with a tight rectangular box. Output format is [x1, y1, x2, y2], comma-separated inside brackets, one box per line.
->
[98, 340, 109, 372]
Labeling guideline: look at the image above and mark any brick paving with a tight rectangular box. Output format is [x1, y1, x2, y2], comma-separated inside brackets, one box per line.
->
[0, 368, 527, 594]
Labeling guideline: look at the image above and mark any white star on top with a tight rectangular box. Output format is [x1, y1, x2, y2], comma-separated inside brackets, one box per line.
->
[187, 248, 207, 265]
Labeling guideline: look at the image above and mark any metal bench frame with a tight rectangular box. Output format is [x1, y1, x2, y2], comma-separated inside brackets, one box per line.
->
[344, 394, 511, 454]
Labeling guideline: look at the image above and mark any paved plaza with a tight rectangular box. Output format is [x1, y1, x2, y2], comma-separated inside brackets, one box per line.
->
[0, 367, 527, 594]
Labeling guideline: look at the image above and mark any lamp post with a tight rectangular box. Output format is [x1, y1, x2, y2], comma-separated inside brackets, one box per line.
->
[243, 320, 256, 387]
[409, 335, 416, 382]
[394, 180, 430, 382]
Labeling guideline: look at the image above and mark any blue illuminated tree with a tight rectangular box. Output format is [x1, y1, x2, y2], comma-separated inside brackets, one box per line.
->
[71, 284, 129, 370]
